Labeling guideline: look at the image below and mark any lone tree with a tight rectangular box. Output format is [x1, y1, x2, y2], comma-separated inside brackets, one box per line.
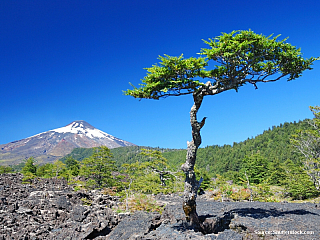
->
[80, 146, 118, 189]
[124, 30, 317, 231]
[140, 149, 176, 187]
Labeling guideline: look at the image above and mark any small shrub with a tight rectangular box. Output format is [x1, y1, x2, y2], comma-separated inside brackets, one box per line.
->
[253, 183, 274, 201]
[73, 186, 82, 191]
[81, 197, 92, 206]
[0, 165, 14, 174]
[230, 188, 251, 201]
[102, 187, 118, 196]
[22, 172, 36, 184]
[68, 179, 86, 191]
[115, 193, 164, 214]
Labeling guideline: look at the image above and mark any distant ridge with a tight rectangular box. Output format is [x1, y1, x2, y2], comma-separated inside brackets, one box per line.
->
[0, 120, 136, 165]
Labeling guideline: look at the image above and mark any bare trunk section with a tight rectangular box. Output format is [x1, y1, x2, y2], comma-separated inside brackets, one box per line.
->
[181, 91, 205, 232]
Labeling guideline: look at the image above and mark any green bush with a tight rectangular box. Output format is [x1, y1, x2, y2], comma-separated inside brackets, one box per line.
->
[281, 160, 319, 200]
[22, 172, 36, 184]
[22, 157, 37, 175]
[115, 193, 164, 213]
[0, 165, 13, 174]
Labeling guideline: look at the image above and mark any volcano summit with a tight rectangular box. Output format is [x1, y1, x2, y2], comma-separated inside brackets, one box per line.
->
[0, 120, 136, 165]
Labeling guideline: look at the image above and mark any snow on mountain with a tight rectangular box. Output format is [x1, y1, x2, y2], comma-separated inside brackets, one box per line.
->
[0, 120, 136, 165]
[50, 121, 121, 141]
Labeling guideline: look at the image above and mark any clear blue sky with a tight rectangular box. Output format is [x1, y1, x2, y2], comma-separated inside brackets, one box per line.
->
[1, 0, 320, 149]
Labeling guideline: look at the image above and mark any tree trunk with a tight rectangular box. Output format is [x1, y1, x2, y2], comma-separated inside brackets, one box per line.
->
[159, 173, 166, 186]
[181, 91, 205, 232]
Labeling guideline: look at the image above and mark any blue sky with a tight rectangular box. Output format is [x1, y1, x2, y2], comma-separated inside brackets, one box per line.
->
[1, 0, 320, 149]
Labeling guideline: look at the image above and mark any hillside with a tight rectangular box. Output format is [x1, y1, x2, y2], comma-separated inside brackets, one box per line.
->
[60, 119, 312, 176]
[163, 119, 312, 175]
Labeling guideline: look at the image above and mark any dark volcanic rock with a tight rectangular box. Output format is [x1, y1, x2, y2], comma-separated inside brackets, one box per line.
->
[0, 173, 120, 239]
[112, 197, 319, 239]
[142, 199, 320, 240]
[106, 211, 162, 240]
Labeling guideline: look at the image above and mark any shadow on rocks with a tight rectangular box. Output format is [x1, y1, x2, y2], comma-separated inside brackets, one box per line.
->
[228, 207, 320, 219]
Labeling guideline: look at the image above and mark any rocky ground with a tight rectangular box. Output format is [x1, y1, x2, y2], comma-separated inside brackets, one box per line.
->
[1, 173, 319, 240]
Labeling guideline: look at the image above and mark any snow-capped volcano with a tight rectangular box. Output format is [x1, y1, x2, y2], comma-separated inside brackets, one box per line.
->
[0, 121, 136, 165]
[34, 120, 124, 141]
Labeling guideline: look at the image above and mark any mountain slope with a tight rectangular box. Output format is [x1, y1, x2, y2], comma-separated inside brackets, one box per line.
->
[0, 120, 136, 165]
[162, 119, 312, 175]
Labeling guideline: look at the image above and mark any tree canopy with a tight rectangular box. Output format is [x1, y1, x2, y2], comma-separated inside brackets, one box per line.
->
[125, 30, 318, 99]
[80, 146, 118, 189]
[121, 149, 183, 194]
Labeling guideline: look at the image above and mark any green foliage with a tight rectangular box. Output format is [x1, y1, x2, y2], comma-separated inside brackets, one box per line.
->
[291, 106, 320, 191]
[22, 171, 36, 184]
[162, 119, 313, 178]
[267, 158, 287, 185]
[35, 161, 69, 179]
[115, 193, 164, 214]
[201, 30, 318, 83]
[194, 166, 211, 190]
[36, 163, 54, 178]
[101, 187, 119, 196]
[241, 153, 270, 184]
[21, 157, 37, 175]
[21, 157, 38, 183]
[211, 175, 250, 201]
[121, 149, 184, 194]
[61, 146, 178, 169]
[65, 156, 80, 176]
[221, 171, 241, 184]
[80, 146, 118, 189]
[81, 197, 92, 206]
[281, 160, 319, 200]
[110, 146, 151, 167]
[140, 149, 170, 171]
[124, 30, 317, 99]
[0, 165, 13, 174]
[211, 174, 228, 189]
[253, 183, 274, 202]
[122, 162, 182, 195]
[60, 148, 95, 162]
[229, 188, 251, 202]
[209, 176, 284, 202]
[52, 160, 67, 177]
[125, 55, 207, 99]
[68, 178, 86, 191]
[11, 162, 25, 172]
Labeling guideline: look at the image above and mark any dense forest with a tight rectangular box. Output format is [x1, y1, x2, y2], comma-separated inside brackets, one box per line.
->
[163, 120, 312, 174]
[61, 119, 312, 176]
